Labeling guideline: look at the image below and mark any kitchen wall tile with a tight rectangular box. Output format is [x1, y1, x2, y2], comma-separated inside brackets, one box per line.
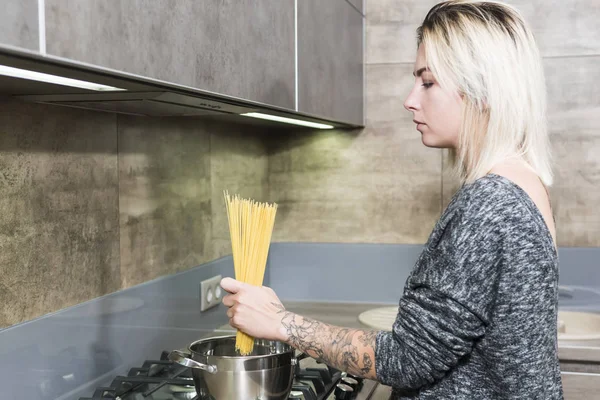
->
[298, 0, 364, 125]
[0, 0, 39, 50]
[442, 139, 600, 247]
[269, 63, 441, 244]
[365, 0, 439, 64]
[209, 126, 269, 260]
[364, 62, 413, 127]
[269, 165, 440, 244]
[550, 135, 600, 247]
[506, 0, 600, 57]
[0, 100, 120, 328]
[544, 56, 600, 131]
[367, 0, 600, 65]
[545, 55, 600, 247]
[45, 0, 295, 109]
[118, 116, 212, 288]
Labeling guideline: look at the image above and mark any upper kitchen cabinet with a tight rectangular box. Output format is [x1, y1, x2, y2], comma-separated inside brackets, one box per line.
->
[346, 0, 365, 15]
[44, 0, 296, 110]
[0, 0, 39, 51]
[297, 0, 364, 126]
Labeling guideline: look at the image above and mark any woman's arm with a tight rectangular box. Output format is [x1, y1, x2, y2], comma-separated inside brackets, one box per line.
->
[221, 274, 489, 391]
[275, 305, 377, 379]
[220, 277, 378, 379]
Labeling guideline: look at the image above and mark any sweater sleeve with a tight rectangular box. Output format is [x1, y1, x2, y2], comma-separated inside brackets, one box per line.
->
[375, 186, 514, 390]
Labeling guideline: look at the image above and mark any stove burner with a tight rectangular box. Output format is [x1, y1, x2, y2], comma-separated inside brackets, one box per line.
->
[78, 349, 377, 400]
[78, 351, 196, 400]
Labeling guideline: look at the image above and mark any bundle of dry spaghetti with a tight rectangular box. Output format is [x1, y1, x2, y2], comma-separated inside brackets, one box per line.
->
[223, 191, 278, 355]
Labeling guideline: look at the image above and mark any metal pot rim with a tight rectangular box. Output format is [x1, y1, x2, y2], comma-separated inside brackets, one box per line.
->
[188, 334, 294, 360]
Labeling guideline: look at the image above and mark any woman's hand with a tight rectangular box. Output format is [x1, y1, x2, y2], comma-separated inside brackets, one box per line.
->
[221, 277, 378, 379]
[220, 277, 289, 343]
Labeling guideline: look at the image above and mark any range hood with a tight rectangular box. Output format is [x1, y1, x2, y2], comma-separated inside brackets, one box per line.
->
[0, 44, 360, 130]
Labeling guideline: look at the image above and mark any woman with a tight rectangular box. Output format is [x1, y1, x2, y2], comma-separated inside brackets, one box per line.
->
[221, 1, 563, 398]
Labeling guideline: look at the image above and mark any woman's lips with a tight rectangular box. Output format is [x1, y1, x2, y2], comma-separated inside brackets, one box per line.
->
[413, 120, 425, 130]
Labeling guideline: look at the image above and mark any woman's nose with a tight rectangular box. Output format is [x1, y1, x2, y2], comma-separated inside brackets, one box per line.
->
[404, 87, 420, 112]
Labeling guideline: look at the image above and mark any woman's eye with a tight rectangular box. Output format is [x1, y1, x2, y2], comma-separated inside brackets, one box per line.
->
[422, 82, 433, 88]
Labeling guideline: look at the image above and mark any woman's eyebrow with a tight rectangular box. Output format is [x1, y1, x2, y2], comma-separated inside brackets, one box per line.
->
[413, 67, 429, 77]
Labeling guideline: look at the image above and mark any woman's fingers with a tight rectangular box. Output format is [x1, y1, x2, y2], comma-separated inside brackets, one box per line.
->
[219, 279, 286, 341]
[221, 277, 245, 307]
[222, 293, 236, 307]
[220, 277, 244, 294]
[225, 301, 244, 320]
[227, 304, 244, 329]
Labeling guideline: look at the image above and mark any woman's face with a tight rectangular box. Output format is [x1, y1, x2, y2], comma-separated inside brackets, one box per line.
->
[404, 44, 463, 149]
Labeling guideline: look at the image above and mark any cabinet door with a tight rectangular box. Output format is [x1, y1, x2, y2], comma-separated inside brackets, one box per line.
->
[346, 0, 364, 15]
[297, 0, 364, 126]
[0, 0, 39, 50]
[44, 0, 295, 109]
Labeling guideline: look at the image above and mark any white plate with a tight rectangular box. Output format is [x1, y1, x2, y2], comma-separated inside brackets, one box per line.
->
[358, 306, 398, 331]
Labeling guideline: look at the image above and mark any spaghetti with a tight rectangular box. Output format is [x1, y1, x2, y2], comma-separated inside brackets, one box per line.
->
[223, 191, 278, 355]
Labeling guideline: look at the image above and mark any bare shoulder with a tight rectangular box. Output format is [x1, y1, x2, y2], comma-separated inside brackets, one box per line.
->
[488, 162, 557, 246]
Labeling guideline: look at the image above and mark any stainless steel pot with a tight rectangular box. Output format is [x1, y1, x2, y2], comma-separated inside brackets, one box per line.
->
[169, 335, 296, 400]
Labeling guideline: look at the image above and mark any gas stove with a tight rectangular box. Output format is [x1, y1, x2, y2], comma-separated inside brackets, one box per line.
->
[78, 349, 379, 400]
[290, 353, 378, 399]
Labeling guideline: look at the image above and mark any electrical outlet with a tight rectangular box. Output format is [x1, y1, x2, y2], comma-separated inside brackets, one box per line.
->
[200, 274, 223, 311]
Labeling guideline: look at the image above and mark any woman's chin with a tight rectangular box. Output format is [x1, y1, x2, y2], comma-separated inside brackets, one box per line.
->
[420, 133, 453, 149]
[421, 133, 440, 148]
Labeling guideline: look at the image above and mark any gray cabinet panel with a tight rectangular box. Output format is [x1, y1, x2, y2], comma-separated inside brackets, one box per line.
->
[45, 0, 295, 109]
[0, 0, 38, 50]
[298, 0, 364, 125]
[345, 0, 364, 15]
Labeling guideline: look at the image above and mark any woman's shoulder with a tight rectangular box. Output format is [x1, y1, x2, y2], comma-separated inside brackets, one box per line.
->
[440, 172, 555, 257]
[439, 172, 550, 244]
[447, 173, 528, 220]
[427, 175, 518, 251]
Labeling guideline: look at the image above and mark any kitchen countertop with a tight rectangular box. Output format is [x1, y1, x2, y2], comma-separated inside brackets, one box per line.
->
[285, 301, 600, 363]
[207, 300, 600, 399]
[212, 300, 600, 363]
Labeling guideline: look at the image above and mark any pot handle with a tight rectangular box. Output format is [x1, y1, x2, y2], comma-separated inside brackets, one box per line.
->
[168, 349, 218, 374]
[293, 352, 310, 372]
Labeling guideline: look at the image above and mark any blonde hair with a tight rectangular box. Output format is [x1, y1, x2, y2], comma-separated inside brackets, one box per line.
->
[417, 0, 553, 186]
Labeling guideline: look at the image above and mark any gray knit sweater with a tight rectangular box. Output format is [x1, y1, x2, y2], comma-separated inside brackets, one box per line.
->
[375, 174, 563, 399]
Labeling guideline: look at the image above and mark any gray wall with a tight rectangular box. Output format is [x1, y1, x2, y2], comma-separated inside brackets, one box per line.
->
[269, 0, 600, 248]
[0, 99, 268, 328]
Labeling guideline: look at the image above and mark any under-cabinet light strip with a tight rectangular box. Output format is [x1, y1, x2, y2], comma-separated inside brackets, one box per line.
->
[241, 112, 334, 129]
[0, 65, 125, 91]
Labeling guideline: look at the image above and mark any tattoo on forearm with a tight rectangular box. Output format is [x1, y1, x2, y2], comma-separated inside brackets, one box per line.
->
[358, 330, 378, 347]
[362, 353, 373, 374]
[271, 302, 377, 378]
